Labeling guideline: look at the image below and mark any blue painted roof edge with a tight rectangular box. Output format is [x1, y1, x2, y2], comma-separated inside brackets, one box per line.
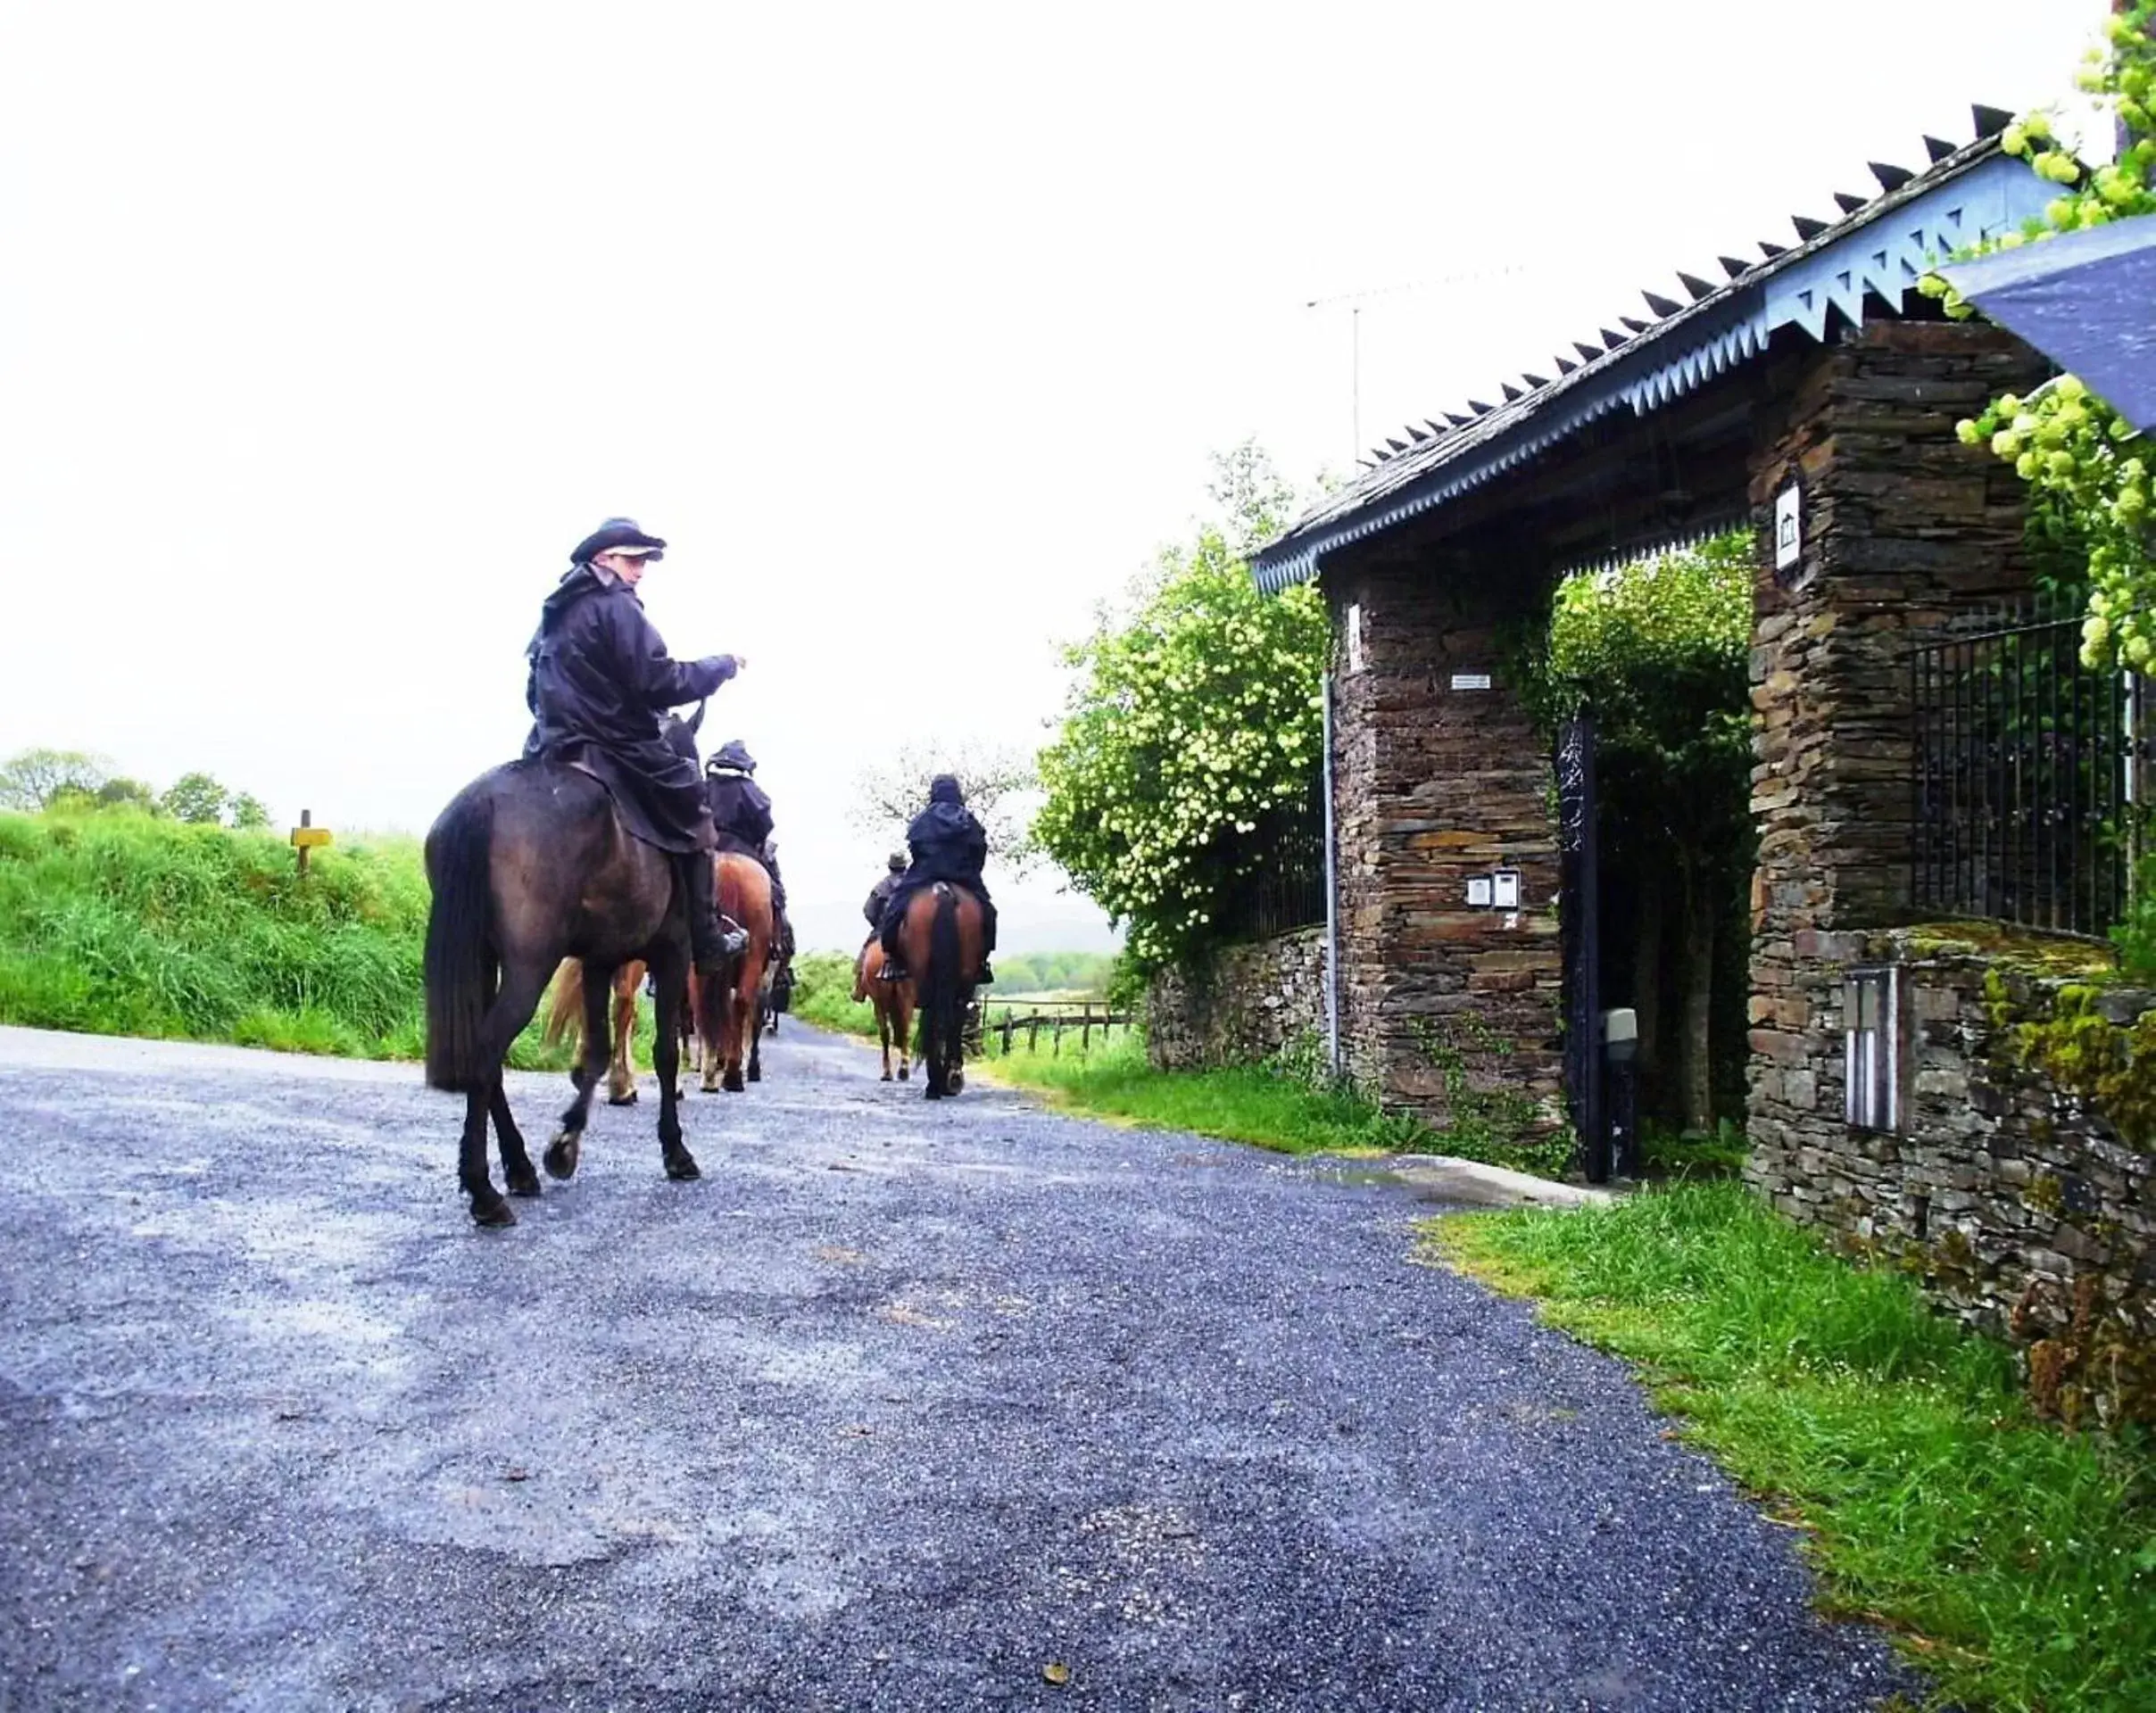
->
[1252, 145, 2055, 593]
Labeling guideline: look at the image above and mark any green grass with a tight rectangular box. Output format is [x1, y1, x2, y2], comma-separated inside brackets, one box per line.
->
[979, 1031, 1431, 1156]
[787, 950, 881, 1040]
[0, 807, 572, 1070]
[1428, 1183, 2156, 1712]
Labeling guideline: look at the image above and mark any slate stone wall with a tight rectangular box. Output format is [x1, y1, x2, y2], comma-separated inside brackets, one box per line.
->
[1146, 928, 1326, 1072]
[1323, 563, 1563, 1125]
[1743, 931, 2156, 1426]
[1733, 320, 2156, 1420]
[1748, 321, 2045, 1197]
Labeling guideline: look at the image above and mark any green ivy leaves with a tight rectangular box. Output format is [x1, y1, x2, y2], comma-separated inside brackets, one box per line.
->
[1936, 4, 2156, 671]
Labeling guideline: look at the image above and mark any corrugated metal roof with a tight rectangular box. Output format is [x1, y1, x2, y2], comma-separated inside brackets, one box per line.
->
[1250, 115, 2057, 592]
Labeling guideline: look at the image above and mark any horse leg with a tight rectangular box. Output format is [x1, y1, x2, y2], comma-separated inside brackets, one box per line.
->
[896, 992, 912, 1080]
[463, 958, 551, 1225]
[545, 959, 615, 1180]
[877, 1001, 893, 1080]
[650, 941, 699, 1181]
[458, 1084, 510, 1224]
[493, 1080, 540, 1199]
[699, 970, 725, 1095]
[721, 983, 747, 1094]
[608, 972, 640, 1105]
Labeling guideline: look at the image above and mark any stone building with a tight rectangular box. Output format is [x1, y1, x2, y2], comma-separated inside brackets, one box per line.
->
[1231, 114, 2152, 1419]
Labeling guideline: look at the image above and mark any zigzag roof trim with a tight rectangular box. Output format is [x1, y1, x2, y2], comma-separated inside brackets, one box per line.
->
[1251, 132, 2053, 592]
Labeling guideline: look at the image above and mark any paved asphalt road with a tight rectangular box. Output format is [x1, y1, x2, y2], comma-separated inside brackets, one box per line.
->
[0, 1023, 1912, 1712]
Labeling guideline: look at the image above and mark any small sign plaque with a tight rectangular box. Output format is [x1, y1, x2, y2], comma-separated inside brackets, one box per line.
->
[1465, 875, 1494, 908]
[1775, 483, 1802, 573]
[1491, 869, 1521, 909]
[1450, 672, 1492, 691]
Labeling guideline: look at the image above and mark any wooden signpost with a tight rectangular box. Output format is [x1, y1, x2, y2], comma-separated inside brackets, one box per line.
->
[290, 807, 333, 876]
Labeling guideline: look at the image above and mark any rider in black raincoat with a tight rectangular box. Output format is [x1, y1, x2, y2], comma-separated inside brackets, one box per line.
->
[704, 740, 775, 857]
[523, 517, 746, 970]
[861, 851, 907, 935]
[877, 774, 996, 982]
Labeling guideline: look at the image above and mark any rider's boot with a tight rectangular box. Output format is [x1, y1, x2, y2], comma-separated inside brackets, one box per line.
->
[679, 853, 748, 971]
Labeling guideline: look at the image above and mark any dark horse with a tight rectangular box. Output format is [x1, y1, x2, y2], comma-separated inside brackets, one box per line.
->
[897, 881, 985, 1098]
[423, 711, 708, 1226]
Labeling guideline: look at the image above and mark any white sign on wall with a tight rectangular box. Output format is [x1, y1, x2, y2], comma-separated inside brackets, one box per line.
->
[1775, 483, 1803, 572]
[1345, 601, 1365, 674]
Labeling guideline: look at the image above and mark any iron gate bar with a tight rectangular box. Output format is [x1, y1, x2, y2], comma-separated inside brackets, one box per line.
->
[1911, 600, 2143, 939]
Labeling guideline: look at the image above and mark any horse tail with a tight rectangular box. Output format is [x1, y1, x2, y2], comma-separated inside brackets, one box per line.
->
[423, 790, 497, 1092]
[542, 958, 585, 1052]
[924, 884, 961, 1075]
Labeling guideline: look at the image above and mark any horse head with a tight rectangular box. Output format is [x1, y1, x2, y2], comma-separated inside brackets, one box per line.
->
[659, 701, 707, 767]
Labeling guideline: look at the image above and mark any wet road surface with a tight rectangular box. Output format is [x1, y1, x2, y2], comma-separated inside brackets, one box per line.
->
[0, 1023, 1911, 1711]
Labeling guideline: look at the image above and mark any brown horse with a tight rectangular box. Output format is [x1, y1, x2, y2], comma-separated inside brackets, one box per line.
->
[542, 959, 692, 1107]
[854, 938, 916, 1080]
[694, 851, 774, 1093]
[422, 752, 701, 1227]
[898, 881, 985, 1098]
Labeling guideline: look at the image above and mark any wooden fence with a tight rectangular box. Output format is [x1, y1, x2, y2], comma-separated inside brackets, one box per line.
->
[978, 1001, 1134, 1057]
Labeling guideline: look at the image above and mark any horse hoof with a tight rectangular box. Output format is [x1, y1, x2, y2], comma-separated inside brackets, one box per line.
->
[723, 1071, 745, 1094]
[701, 1075, 719, 1095]
[747, 1065, 761, 1084]
[608, 1089, 639, 1107]
[881, 1071, 893, 1082]
[897, 1066, 909, 1081]
[949, 1073, 965, 1096]
[543, 1134, 581, 1180]
[469, 1194, 518, 1228]
[665, 1150, 701, 1181]
[925, 1085, 943, 1101]
[505, 1167, 543, 1199]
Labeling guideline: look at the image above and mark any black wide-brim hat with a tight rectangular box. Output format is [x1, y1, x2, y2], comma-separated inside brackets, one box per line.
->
[571, 517, 668, 565]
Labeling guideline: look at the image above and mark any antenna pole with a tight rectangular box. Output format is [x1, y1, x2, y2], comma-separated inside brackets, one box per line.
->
[1351, 305, 1361, 459]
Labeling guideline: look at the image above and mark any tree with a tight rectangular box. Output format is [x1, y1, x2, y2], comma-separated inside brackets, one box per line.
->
[1033, 443, 1329, 970]
[159, 772, 230, 825]
[850, 743, 1038, 866]
[1520, 532, 1754, 1132]
[0, 749, 112, 813]
[94, 777, 161, 814]
[1928, 5, 2156, 670]
[229, 793, 271, 830]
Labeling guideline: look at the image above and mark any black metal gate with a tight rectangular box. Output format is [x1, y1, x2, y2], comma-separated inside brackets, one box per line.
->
[1911, 601, 2144, 937]
[1556, 713, 1606, 1182]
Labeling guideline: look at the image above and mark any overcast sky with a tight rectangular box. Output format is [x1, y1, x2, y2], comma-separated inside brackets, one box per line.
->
[0, 1, 2107, 953]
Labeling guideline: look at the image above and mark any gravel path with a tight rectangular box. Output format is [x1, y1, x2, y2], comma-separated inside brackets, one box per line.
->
[0, 1022, 1913, 1711]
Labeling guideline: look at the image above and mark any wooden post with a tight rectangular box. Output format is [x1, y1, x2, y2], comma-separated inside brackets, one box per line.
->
[290, 807, 333, 878]
[1082, 1006, 1092, 1053]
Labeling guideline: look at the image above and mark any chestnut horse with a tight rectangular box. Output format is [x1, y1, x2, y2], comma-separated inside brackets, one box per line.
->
[543, 959, 690, 1107]
[854, 938, 916, 1080]
[694, 851, 774, 1093]
[898, 881, 984, 1098]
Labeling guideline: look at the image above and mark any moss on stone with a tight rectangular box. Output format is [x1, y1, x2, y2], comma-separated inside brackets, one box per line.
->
[2003, 986, 2156, 1152]
[1902, 921, 2117, 980]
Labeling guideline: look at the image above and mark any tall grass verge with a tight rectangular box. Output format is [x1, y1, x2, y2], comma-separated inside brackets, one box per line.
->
[0, 809, 571, 1068]
[1428, 1182, 2156, 1712]
[787, 950, 880, 1040]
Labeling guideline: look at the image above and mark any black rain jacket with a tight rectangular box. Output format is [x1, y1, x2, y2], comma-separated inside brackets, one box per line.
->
[522, 566, 736, 852]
